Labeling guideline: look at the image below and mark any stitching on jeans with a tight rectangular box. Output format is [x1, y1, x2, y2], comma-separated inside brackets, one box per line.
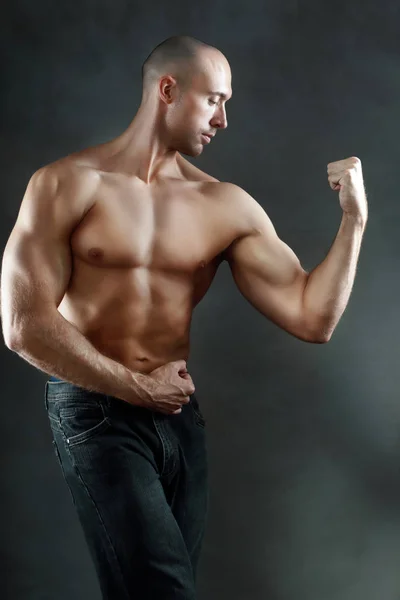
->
[154, 418, 178, 479]
[64, 417, 112, 447]
[192, 406, 206, 428]
[152, 414, 167, 477]
[63, 439, 131, 600]
[46, 393, 103, 401]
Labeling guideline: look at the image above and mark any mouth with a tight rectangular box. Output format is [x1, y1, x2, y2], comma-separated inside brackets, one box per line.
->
[201, 134, 213, 144]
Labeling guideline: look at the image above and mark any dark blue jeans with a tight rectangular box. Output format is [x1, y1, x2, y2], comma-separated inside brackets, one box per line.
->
[44, 377, 209, 600]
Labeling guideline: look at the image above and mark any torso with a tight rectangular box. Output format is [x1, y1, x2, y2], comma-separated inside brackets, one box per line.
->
[57, 148, 251, 374]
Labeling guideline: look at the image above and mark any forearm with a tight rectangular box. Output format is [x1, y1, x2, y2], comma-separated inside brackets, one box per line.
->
[7, 310, 147, 402]
[304, 212, 367, 339]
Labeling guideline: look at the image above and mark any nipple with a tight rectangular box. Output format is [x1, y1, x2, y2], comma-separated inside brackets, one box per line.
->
[88, 247, 104, 259]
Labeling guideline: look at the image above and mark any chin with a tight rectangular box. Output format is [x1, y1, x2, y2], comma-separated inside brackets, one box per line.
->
[180, 143, 203, 158]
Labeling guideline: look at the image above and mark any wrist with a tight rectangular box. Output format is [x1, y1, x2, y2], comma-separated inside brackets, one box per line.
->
[114, 367, 150, 405]
[129, 371, 152, 402]
[342, 210, 367, 228]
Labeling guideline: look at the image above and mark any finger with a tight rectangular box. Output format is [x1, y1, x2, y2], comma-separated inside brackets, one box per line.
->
[328, 174, 343, 187]
[327, 157, 361, 174]
[175, 359, 187, 370]
[328, 168, 353, 185]
[176, 383, 193, 398]
[327, 160, 349, 172]
[162, 407, 182, 415]
[161, 407, 181, 415]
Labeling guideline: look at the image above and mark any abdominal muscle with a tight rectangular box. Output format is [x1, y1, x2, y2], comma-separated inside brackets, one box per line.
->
[57, 256, 210, 375]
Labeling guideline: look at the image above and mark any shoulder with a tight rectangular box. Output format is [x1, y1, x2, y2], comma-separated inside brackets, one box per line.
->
[203, 182, 278, 262]
[205, 181, 271, 222]
[23, 156, 99, 228]
[204, 181, 256, 205]
[29, 155, 100, 203]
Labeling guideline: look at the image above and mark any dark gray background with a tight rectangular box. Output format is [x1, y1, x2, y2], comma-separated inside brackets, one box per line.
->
[1, 1, 400, 598]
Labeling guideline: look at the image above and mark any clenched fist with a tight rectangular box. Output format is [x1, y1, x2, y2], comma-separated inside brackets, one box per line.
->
[327, 157, 367, 223]
[131, 360, 195, 415]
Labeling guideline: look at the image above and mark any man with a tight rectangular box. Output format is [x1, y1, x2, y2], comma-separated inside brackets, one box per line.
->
[1, 35, 367, 599]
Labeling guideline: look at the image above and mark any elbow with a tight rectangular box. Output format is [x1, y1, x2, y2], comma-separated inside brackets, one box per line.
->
[310, 333, 332, 344]
[314, 319, 336, 343]
[312, 328, 334, 344]
[2, 310, 49, 352]
[300, 319, 334, 344]
[2, 320, 31, 352]
[3, 330, 24, 352]
[299, 331, 331, 344]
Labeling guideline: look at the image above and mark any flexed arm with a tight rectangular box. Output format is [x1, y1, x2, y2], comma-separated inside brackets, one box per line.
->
[224, 157, 368, 343]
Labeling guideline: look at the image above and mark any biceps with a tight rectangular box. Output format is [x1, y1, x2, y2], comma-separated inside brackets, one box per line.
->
[228, 233, 310, 337]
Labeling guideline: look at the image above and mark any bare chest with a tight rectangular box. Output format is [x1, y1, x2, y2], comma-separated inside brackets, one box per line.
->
[70, 179, 236, 273]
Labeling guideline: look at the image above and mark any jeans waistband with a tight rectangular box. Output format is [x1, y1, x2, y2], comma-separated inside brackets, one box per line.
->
[49, 376, 63, 382]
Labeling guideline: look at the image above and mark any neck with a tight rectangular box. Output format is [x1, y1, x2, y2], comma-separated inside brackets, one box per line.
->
[104, 101, 182, 184]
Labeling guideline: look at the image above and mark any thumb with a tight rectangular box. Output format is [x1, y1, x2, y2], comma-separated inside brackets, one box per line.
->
[329, 181, 341, 191]
[174, 359, 187, 371]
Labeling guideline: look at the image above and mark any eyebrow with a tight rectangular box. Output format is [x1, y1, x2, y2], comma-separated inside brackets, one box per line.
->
[209, 91, 232, 100]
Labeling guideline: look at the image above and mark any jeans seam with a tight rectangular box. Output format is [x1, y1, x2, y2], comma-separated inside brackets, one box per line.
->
[63, 437, 131, 600]
[152, 414, 167, 476]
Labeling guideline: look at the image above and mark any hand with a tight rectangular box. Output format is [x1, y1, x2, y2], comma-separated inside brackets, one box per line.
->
[327, 156, 367, 223]
[133, 360, 195, 415]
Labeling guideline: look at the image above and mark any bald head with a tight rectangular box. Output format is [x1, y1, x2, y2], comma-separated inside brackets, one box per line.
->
[141, 36, 224, 93]
[139, 36, 231, 158]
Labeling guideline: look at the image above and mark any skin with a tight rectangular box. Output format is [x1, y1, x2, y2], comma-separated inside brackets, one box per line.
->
[1, 47, 367, 414]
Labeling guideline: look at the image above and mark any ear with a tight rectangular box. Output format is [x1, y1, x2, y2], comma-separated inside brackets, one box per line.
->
[159, 75, 178, 105]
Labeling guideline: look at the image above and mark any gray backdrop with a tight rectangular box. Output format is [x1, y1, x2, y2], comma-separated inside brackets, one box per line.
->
[2, 1, 400, 599]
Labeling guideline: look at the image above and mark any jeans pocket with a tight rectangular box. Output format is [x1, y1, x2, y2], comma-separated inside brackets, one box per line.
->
[59, 401, 111, 447]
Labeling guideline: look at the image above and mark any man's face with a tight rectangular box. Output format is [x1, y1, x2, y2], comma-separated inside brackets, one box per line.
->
[166, 52, 232, 157]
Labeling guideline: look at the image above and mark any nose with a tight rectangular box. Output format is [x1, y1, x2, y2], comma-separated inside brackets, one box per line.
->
[210, 106, 228, 130]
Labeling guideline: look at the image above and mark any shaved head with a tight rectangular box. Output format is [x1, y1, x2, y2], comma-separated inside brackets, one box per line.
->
[141, 36, 221, 92]
[139, 36, 231, 157]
